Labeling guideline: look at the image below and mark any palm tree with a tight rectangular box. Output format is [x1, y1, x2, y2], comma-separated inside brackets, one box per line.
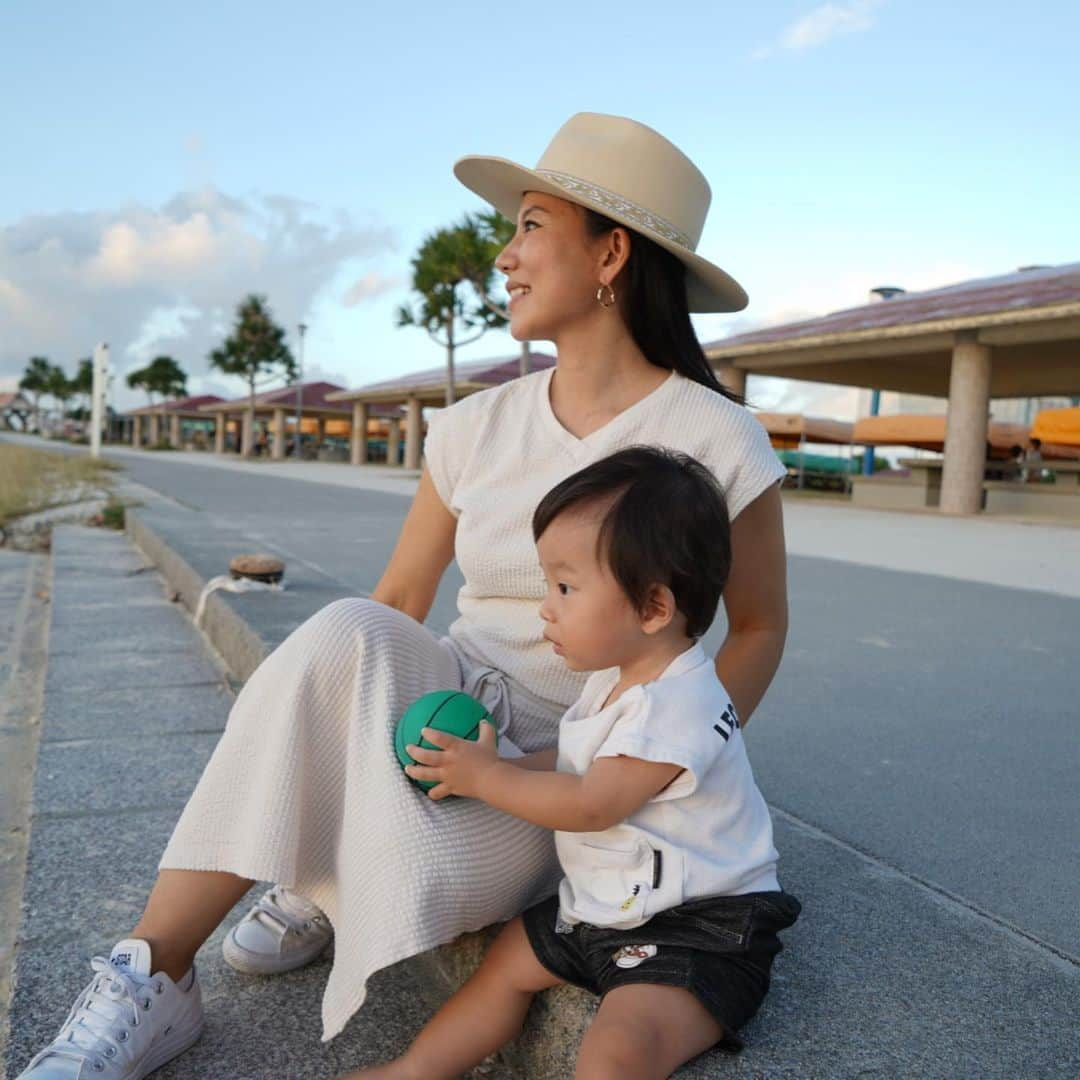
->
[209, 296, 296, 456]
[71, 358, 94, 419]
[19, 356, 55, 431]
[45, 365, 75, 426]
[397, 214, 508, 406]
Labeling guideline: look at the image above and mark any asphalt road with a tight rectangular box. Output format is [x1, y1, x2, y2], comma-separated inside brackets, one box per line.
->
[8, 438, 1079, 961]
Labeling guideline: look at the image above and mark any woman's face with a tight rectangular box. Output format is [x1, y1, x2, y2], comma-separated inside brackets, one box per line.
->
[496, 191, 616, 342]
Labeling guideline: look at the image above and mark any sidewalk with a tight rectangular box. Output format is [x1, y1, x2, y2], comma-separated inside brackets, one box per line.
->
[2, 528, 434, 1080]
[2, 460, 1078, 1076]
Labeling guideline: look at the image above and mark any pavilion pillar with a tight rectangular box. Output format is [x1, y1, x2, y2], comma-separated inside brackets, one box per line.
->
[272, 407, 286, 460]
[387, 417, 402, 467]
[316, 417, 326, 447]
[940, 332, 992, 515]
[351, 402, 370, 465]
[404, 397, 422, 470]
[214, 414, 226, 454]
[149, 412, 161, 446]
[132, 415, 142, 447]
[715, 361, 747, 400]
[241, 410, 254, 457]
[169, 414, 181, 448]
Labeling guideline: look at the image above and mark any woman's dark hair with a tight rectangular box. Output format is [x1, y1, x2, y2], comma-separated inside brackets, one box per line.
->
[582, 208, 743, 405]
[532, 446, 731, 639]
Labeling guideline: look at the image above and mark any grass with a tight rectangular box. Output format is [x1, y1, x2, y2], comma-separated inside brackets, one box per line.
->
[0, 444, 119, 528]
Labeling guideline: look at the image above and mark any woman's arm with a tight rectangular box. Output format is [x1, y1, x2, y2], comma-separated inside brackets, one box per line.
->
[714, 484, 788, 727]
[369, 466, 457, 624]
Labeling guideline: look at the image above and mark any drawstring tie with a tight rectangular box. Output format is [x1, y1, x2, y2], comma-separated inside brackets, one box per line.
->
[461, 665, 524, 758]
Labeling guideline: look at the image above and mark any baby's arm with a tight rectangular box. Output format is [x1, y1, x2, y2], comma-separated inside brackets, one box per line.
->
[508, 747, 558, 772]
[405, 725, 681, 832]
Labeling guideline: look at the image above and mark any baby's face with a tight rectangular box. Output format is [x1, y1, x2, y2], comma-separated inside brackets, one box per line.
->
[536, 511, 642, 672]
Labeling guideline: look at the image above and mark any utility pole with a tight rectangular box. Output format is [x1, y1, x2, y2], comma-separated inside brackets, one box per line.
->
[294, 322, 307, 457]
[90, 343, 109, 459]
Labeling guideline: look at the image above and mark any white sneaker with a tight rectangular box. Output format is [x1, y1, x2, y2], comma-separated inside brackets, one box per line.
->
[222, 885, 333, 975]
[17, 938, 203, 1079]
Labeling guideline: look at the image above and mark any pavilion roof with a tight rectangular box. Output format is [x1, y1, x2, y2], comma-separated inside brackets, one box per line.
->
[126, 394, 224, 416]
[200, 381, 356, 415]
[704, 263, 1080, 399]
[328, 351, 556, 405]
[708, 263, 1080, 354]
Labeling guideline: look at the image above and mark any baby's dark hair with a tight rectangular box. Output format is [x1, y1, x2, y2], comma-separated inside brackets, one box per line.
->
[532, 446, 731, 639]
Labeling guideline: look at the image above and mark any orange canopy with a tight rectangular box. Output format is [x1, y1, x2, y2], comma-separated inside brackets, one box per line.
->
[852, 414, 1030, 459]
[1031, 407, 1080, 448]
[754, 412, 853, 450]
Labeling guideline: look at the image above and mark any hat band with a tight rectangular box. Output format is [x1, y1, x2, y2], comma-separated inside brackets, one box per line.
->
[535, 169, 693, 250]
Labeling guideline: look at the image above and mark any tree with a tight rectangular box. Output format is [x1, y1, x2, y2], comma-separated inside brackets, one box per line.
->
[126, 355, 187, 407]
[397, 214, 508, 406]
[45, 364, 75, 422]
[209, 295, 296, 456]
[71, 358, 94, 418]
[19, 356, 55, 431]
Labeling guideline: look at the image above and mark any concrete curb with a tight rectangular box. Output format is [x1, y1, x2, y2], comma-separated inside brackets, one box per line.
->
[127, 508, 271, 683]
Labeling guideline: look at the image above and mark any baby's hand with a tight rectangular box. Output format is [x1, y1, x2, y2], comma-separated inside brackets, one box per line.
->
[405, 720, 500, 801]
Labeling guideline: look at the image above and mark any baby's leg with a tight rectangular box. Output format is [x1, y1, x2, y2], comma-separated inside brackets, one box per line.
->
[574, 984, 724, 1080]
[344, 916, 563, 1080]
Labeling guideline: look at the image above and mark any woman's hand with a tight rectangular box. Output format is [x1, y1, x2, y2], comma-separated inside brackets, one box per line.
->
[405, 722, 501, 801]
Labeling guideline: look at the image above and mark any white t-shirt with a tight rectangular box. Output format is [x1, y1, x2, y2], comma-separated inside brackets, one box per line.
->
[424, 366, 785, 708]
[555, 642, 780, 930]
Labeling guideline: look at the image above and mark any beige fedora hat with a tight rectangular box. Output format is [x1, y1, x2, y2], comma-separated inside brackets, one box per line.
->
[454, 112, 747, 313]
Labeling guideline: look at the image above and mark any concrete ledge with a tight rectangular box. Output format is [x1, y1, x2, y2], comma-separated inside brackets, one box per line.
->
[127, 508, 271, 683]
[984, 481, 1080, 520]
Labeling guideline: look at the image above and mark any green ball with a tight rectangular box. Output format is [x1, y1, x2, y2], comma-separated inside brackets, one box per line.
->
[394, 690, 496, 793]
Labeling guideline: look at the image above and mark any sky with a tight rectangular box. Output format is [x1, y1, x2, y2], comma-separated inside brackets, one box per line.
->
[1, 0, 1077, 416]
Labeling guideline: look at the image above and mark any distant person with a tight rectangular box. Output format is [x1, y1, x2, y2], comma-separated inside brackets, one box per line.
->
[17, 114, 790, 1078]
[1025, 437, 1045, 482]
[349, 447, 799, 1079]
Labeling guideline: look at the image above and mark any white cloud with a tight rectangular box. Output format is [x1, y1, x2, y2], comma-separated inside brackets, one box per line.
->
[754, 0, 883, 59]
[0, 187, 397, 407]
[342, 271, 403, 307]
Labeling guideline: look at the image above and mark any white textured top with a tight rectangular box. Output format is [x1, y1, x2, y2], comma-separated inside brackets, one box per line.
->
[424, 366, 785, 707]
[554, 642, 780, 930]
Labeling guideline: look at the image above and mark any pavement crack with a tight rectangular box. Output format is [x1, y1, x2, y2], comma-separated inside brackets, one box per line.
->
[769, 804, 1080, 971]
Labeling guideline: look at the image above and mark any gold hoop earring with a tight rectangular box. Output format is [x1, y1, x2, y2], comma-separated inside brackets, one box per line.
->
[596, 284, 616, 308]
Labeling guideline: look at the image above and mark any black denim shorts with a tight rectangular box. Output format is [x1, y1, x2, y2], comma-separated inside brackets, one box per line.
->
[522, 889, 801, 1050]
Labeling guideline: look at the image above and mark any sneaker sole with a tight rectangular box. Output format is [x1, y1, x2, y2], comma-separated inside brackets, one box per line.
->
[135, 1014, 204, 1078]
[221, 931, 333, 975]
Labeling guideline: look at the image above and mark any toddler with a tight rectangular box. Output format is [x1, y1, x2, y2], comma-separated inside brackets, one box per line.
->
[349, 445, 799, 1080]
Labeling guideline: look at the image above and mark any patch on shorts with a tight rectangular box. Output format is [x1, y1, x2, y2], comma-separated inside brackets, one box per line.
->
[555, 913, 577, 935]
[612, 944, 657, 969]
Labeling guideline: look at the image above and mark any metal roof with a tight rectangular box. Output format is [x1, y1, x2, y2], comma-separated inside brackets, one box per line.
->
[707, 263, 1080, 353]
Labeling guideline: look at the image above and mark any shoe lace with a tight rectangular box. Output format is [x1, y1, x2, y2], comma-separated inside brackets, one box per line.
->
[30, 957, 161, 1072]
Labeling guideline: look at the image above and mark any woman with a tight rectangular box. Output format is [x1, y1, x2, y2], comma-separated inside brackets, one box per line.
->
[18, 113, 788, 1079]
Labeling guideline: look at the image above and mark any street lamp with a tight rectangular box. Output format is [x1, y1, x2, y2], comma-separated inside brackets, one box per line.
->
[294, 322, 307, 458]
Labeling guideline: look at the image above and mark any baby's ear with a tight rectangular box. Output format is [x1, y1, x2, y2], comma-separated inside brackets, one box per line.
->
[640, 584, 677, 635]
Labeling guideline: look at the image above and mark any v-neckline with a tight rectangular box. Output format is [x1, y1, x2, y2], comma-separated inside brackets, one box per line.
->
[539, 366, 679, 453]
